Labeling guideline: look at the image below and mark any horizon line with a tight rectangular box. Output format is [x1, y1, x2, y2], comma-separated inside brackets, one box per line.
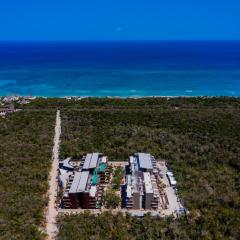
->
[0, 39, 240, 42]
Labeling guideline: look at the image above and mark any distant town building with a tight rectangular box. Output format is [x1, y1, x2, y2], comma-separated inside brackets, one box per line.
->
[3, 95, 20, 103]
[18, 99, 30, 105]
[0, 104, 16, 116]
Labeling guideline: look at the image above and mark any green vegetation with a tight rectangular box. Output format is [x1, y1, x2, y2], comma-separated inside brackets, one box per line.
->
[0, 111, 55, 240]
[104, 166, 123, 208]
[58, 97, 240, 239]
[105, 190, 121, 209]
[57, 212, 129, 240]
[57, 211, 190, 240]
[19, 96, 240, 110]
[111, 167, 124, 190]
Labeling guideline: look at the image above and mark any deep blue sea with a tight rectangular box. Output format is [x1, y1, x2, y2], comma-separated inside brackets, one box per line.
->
[0, 41, 240, 97]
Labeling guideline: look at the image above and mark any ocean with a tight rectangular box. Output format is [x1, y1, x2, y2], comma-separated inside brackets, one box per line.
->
[0, 41, 240, 97]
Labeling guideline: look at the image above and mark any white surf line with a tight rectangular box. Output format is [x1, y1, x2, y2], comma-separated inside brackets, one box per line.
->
[46, 110, 61, 240]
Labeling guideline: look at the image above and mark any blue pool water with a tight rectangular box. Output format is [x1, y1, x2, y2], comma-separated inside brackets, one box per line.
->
[0, 41, 240, 97]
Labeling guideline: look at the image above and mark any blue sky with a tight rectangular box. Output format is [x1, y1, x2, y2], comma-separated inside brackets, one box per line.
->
[0, 0, 240, 40]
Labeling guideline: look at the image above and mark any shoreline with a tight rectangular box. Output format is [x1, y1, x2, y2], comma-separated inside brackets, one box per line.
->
[1, 95, 240, 99]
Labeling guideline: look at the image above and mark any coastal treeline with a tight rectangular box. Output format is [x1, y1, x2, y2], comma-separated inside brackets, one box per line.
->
[58, 100, 240, 239]
[0, 111, 55, 240]
[19, 96, 240, 110]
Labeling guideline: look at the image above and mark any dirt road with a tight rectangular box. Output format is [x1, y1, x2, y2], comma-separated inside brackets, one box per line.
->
[46, 110, 61, 240]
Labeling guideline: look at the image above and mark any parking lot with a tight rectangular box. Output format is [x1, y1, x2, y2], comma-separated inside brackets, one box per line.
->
[157, 161, 184, 216]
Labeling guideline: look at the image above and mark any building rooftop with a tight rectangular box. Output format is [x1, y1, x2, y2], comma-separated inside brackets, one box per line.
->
[167, 171, 173, 177]
[101, 156, 107, 163]
[60, 157, 74, 170]
[89, 186, 97, 197]
[136, 153, 153, 170]
[143, 172, 153, 194]
[126, 185, 132, 198]
[77, 171, 90, 192]
[69, 172, 82, 193]
[69, 171, 90, 193]
[83, 153, 99, 170]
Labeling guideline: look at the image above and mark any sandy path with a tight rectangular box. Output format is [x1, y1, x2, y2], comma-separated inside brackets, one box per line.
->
[46, 110, 61, 240]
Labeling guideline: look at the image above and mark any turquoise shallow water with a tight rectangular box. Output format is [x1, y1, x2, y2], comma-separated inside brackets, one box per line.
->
[0, 41, 240, 97]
